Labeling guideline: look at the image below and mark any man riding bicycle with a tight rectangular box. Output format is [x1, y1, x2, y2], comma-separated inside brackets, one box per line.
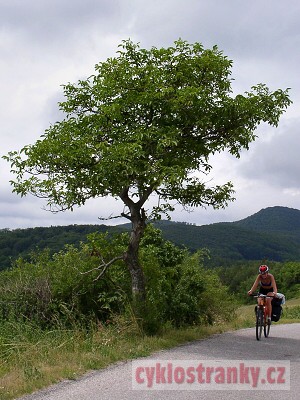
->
[248, 265, 278, 323]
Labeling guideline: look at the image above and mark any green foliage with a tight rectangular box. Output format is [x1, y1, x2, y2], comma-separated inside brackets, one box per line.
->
[273, 262, 300, 299]
[164, 252, 235, 326]
[0, 225, 235, 333]
[0, 224, 124, 270]
[0, 236, 131, 328]
[4, 40, 290, 219]
[3, 39, 291, 320]
[139, 225, 235, 329]
[152, 207, 300, 264]
[216, 260, 300, 303]
[3, 206, 300, 272]
[233, 206, 300, 232]
[0, 253, 53, 325]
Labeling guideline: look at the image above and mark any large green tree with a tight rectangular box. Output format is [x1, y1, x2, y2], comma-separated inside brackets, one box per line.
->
[4, 39, 291, 314]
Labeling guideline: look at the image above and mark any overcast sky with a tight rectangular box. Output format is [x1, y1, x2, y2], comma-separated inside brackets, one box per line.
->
[1, 0, 300, 229]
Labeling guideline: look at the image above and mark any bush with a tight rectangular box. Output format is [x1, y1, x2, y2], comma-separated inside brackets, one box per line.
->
[0, 226, 235, 333]
[140, 226, 235, 329]
[165, 252, 235, 326]
[0, 237, 131, 328]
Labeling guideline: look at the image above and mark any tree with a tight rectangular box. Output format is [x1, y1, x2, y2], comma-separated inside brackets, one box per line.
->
[4, 39, 291, 319]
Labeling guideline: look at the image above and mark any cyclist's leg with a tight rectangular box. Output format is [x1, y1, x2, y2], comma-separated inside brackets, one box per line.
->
[266, 293, 273, 319]
[259, 289, 272, 320]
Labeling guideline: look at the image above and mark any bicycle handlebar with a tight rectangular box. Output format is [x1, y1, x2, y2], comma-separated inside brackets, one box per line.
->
[249, 293, 275, 298]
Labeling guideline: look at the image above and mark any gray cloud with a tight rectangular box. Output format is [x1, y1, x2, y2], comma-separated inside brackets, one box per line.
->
[0, 1, 122, 40]
[1, 0, 300, 229]
[238, 119, 300, 189]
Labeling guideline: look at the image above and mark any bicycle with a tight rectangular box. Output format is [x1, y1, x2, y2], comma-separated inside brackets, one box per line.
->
[251, 294, 274, 341]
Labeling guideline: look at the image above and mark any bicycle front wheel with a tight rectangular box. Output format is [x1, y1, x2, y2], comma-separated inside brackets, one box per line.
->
[264, 315, 271, 337]
[256, 308, 263, 340]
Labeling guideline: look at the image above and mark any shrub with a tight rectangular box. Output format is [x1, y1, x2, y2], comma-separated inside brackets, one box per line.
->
[0, 226, 235, 332]
[140, 226, 235, 329]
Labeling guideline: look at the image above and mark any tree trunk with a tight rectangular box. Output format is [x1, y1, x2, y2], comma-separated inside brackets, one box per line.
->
[123, 208, 147, 323]
[119, 187, 148, 327]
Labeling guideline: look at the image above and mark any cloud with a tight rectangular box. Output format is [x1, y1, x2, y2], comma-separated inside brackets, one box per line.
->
[236, 118, 300, 189]
[0, 1, 122, 41]
[1, 0, 299, 229]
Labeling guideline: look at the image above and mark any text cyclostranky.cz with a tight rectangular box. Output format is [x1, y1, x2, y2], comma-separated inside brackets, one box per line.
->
[132, 360, 290, 391]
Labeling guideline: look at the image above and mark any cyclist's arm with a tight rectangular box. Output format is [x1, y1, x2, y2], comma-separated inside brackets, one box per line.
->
[270, 274, 278, 295]
[248, 275, 260, 295]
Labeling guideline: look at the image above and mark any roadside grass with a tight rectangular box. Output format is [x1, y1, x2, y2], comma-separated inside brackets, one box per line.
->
[0, 317, 229, 400]
[0, 298, 299, 400]
[233, 296, 300, 328]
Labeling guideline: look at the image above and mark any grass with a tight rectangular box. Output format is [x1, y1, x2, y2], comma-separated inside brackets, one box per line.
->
[0, 299, 299, 400]
[0, 316, 229, 400]
[233, 296, 300, 328]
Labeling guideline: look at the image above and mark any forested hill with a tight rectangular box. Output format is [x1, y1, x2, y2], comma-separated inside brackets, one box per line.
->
[0, 224, 128, 270]
[1, 206, 300, 270]
[232, 206, 300, 232]
[155, 206, 300, 264]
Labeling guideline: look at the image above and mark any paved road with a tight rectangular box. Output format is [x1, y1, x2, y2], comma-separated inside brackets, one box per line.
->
[19, 323, 300, 400]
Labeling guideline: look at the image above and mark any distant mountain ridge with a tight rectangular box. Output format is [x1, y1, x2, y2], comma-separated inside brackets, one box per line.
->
[233, 206, 300, 232]
[1, 206, 300, 269]
[155, 206, 300, 263]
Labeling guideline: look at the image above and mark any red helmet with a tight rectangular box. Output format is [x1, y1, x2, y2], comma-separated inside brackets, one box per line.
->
[259, 265, 269, 274]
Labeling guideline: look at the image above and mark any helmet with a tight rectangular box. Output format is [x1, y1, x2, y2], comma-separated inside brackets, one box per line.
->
[259, 265, 269, 274]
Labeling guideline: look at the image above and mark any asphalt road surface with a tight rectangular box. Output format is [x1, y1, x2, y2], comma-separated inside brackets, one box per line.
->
[19, 323, 300, 400]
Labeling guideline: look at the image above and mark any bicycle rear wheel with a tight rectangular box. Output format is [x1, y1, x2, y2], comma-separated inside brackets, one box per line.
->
[256, 308, 263, 340]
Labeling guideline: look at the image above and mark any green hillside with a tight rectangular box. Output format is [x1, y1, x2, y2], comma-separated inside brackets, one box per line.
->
[0, 224, 128, 270]
[155, 206, 300, 263]
[155, 221, 300, 264]
[233, 206, 300, 232]
[1, 206, 300, 269]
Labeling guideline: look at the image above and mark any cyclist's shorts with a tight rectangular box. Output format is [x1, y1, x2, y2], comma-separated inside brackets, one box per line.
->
[259, 287, 273, 295]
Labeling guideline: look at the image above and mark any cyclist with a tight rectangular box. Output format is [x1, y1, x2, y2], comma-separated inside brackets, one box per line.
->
[248, 265, 278, 323]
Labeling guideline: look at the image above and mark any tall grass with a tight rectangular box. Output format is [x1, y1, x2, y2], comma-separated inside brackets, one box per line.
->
[233, 296, 300, 328]
[0, 299, 299, 399]
[0, 315, 228, 400]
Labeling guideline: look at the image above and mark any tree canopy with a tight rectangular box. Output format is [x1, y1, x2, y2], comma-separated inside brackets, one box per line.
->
[4, 39, 291, 321]
[5, 39, 291, 219]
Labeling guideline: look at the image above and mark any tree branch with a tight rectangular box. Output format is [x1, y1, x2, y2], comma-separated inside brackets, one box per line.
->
[121, 212, 132, 221]
[98, 214, 124, 221]
[137, 185, 154, 208]
[79, 255, 124, 281]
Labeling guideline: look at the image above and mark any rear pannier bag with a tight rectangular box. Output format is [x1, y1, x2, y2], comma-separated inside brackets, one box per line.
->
[271, 297, 283, 322]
